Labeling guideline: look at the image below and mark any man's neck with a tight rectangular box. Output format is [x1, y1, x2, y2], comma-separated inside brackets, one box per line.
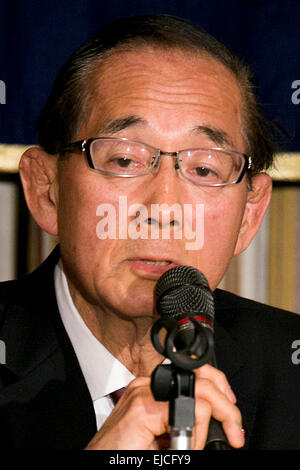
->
[67, 277, 165, 377]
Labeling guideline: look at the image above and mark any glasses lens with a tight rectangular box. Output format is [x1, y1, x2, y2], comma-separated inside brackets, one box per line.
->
[180, 149, 245, 185]
[90, 139, 155, 176]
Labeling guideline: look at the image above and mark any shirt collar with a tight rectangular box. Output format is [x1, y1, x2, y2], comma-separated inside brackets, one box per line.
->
[54, 260, 135, 402]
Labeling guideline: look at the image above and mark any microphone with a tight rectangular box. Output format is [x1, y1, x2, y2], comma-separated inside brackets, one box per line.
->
[156, 265, 214, 355]
[154, 265, 230, 450]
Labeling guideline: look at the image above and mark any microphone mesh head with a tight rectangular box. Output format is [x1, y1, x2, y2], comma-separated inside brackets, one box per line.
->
[156, 266, 215, 330]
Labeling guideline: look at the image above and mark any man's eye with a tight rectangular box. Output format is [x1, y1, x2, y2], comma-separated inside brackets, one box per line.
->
[195, 167, 211, 176]
[186, 165, 221, 183]
[103, 153, 145, 172]
[107, 154, 142, 167]
[194, 166, 218, 178]
[112, 156, 134, 168]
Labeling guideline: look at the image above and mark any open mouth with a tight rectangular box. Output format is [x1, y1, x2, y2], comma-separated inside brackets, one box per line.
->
[127, 258, 179, 277]
[138, 259, 172, 266]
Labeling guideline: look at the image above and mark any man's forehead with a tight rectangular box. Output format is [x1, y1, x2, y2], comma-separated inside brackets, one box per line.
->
[96, 46, 237, 88]
[78, 47, 243, 148]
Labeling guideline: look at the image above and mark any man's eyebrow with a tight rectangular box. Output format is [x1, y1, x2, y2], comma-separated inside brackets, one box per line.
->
[96, 115, 146, 135]
[192, 125, 235, 148]
[95, 118, 234, 148]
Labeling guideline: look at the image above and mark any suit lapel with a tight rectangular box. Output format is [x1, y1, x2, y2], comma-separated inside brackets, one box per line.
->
[0, 247, 97, 448]
[214, 290, 258, 449]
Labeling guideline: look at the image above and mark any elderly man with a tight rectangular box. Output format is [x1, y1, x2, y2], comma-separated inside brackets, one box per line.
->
[0, 14, 299, 450]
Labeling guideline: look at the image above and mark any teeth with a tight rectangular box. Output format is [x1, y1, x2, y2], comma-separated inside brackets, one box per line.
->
[142, 260, 171, 266]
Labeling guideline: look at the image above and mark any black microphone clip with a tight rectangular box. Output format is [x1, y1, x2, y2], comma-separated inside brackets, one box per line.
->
[151, 313, 214, 370]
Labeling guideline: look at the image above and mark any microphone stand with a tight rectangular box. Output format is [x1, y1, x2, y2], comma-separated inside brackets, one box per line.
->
[151, 364, 195, 450]
[151, 315, 231, 450]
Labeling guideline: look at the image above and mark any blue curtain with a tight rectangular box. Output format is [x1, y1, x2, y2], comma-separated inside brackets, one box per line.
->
[0, 0, 299, 150]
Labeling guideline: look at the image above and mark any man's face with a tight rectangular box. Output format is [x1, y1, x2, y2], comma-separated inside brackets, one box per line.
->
[56, 48, 253, 319]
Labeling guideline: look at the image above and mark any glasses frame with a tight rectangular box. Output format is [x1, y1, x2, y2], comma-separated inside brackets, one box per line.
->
[58, 137, 252, 187]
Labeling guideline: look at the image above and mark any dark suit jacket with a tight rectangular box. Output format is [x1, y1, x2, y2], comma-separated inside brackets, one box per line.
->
[0, 247, 300, 450]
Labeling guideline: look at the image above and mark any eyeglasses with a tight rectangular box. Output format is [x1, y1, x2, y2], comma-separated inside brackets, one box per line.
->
[58, 137, 252, 187]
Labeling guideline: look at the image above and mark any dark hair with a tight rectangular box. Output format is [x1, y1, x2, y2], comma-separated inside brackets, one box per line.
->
[36, 14, 275, 174]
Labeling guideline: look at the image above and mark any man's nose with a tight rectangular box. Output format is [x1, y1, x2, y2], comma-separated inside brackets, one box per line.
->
[147, 154, 180, 198]
[140, 156, 183, 229]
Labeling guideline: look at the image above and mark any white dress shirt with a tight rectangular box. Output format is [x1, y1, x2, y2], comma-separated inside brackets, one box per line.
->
[54, 260, 135, 430]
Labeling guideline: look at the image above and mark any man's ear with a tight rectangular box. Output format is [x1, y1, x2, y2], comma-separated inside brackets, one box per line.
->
[234, 173, 272, 256]
[19, 146, 59, 235]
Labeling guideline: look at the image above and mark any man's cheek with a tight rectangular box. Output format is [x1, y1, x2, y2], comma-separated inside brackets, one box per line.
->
[203, 207, 237, 251]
